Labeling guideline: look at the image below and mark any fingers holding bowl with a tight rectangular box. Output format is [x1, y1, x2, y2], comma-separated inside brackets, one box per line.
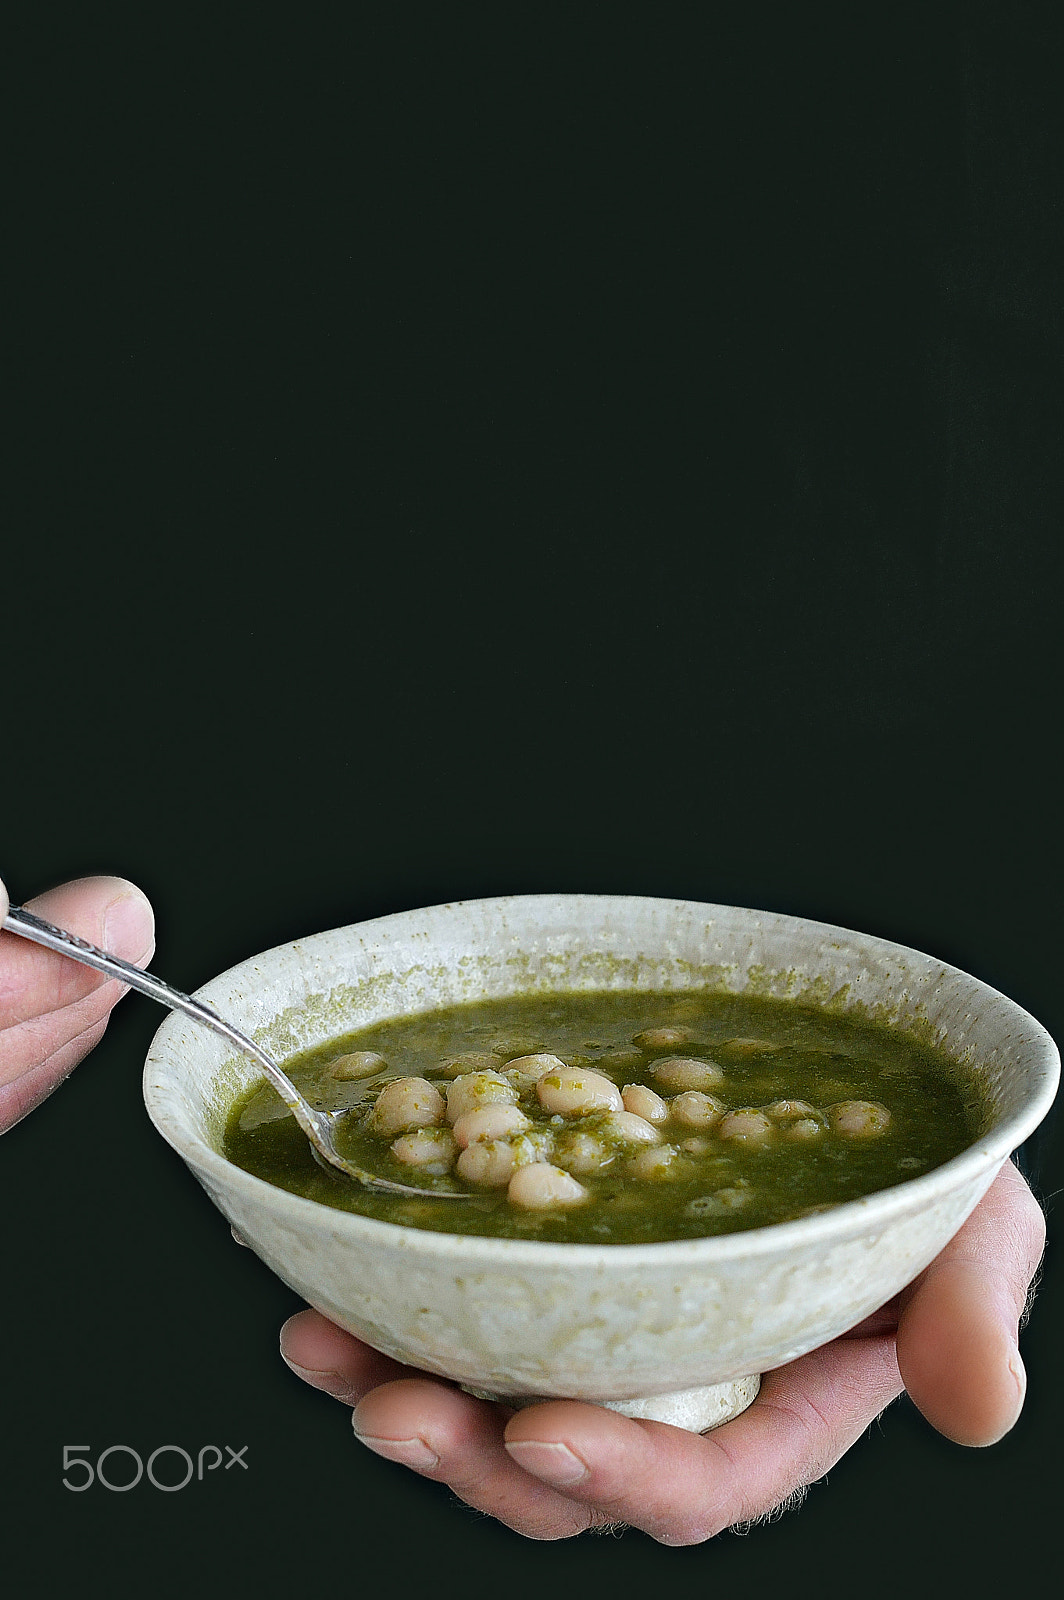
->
[279, 1310, 909, 1545]
[278, 1311, 593, 1538]
[500, 1330, 903, 1545]
[346, 1334, 904, 1545]
[279, 1309, 420, 1405]
[353, 1380, 597, 1540]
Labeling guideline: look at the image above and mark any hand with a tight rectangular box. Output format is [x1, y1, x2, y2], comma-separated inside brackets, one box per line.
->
[278, 1160, 1045, 1543]
[0, 874, 155, 1134]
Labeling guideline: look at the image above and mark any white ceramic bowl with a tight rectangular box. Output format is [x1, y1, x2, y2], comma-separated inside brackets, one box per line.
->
[143, 896, 1058, 1433]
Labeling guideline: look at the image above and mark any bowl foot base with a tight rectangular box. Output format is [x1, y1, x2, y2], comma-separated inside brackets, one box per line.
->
[461, 1373, 761, 1434]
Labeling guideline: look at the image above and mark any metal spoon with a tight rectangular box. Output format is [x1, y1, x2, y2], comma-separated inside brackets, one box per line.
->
[1, 904, 470, 1200]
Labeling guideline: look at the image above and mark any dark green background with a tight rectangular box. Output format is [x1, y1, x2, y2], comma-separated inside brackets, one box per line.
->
[4, 7, 1061, 1597]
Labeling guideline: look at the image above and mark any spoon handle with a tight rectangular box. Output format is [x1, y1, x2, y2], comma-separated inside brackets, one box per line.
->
[1, 904, 304, 1114]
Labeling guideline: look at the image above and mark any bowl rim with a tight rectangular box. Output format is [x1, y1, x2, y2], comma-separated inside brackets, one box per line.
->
[143, 893, 1060, 1266]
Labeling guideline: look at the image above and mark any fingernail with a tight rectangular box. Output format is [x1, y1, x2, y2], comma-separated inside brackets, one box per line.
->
[104, 888, 154, 960]
[352, 1431, 439, 1471]
[505, 1439, 589, 1486]
[1008, 1347, 1027, 1399]
[279, 1351, 360, 1405]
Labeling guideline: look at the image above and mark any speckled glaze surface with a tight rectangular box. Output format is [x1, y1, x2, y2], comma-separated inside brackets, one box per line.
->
[143, 896, 1058, 1430]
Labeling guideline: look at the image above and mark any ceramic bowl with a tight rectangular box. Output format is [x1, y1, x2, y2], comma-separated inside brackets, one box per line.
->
[143, 895, 1058, 1433]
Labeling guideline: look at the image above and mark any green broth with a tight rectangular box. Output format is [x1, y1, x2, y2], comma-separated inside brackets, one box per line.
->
[223, 990, 990, 1244]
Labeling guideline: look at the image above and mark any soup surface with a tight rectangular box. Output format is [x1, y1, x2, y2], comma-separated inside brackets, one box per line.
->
[223, 990, 989, 1244]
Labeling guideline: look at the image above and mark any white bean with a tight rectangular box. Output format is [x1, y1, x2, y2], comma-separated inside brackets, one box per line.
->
[511, 1128, 556, 1166]
[828, 1100, 892, 1138]
[668, 1091, 724, 1128]
[505, 1053, 567, 1088]
[553, 1130, 613, 1175]
[601, 1110, 660, 1147]
[536, 1067, 623, 1117]
[632, 1025, 696, 1049]
[723, 1037, 778, 1055]
[508, 1163, 588, 1209]
[783, 1117, 823, 1141]
[650, 1056, 725, 1091]
[329, 1050, 388, 1080]
[391, 1127, 457, 1170]
[625, 1143, 682, 1180]
[621, 1084, 669, 1124]
[717, 1108, 775, 1146]
[764, 1099, 817, 1121]
[686, 1185, 752, 1217]
[456, 1138, 519, 1187]
[369, 1077, 445, 1138]
[445, 1071, 518, 1124]
[451, 1103, 531, 1149]
[437, 1052, 499, 1078]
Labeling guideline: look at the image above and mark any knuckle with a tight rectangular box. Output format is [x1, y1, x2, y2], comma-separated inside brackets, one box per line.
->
[648, 1493, 741, 1545]
[582, 1509, 630, 1538]
[653, 1519, 720, 1546]
[999, 1183, 1048, 1318]
[1015, 1184, 1047, 1263]
[729, 1482, 811, 1534]
[1000, 1162, 1047, 1254]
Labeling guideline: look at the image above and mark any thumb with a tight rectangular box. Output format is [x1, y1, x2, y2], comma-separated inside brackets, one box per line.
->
[895, 1161, 1045, 1446]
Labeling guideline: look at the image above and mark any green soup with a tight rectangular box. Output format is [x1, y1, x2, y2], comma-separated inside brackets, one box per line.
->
[223, 990, 989, 1245]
